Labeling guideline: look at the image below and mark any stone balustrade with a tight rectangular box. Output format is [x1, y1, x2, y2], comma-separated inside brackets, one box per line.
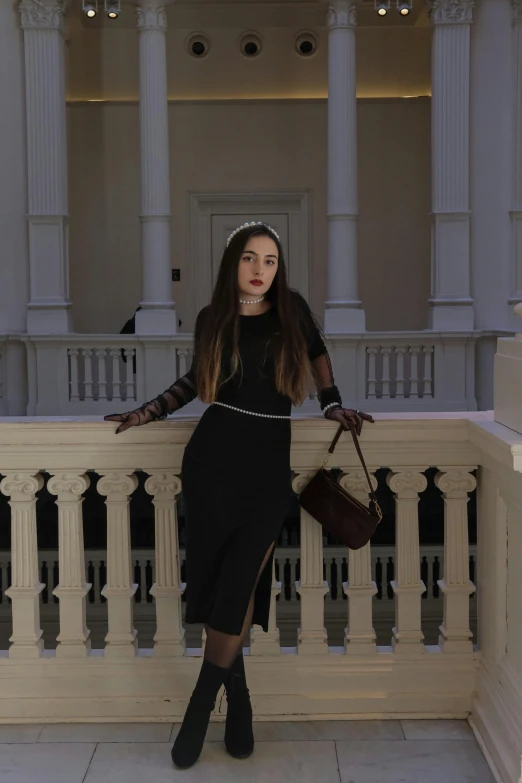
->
[0, 412, 519, 742]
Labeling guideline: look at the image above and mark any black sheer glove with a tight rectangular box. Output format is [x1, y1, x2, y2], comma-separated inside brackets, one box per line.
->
[325, 406, 374, 435]
[104, 375, 197, 434]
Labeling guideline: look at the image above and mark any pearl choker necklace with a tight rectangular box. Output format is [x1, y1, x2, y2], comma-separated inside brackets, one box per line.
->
[239, 295, 265, 305]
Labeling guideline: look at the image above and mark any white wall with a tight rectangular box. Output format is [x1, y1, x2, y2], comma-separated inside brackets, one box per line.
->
[68, 98, 431, 334]
[64, 6, 431, 102]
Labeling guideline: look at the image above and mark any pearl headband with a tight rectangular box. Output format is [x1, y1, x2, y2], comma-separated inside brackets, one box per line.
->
[226, 221, 280, 248]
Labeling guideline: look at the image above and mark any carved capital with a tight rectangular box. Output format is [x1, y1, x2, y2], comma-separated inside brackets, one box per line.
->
[137, 0, 167, 30]
[386, 470, 427, 496]
[48, 473, 90, 498]
[429, 0, 474, 24]
[144, 472, 181, 498]
[97, 472, 139, 498]
[292, 472, 315, 495]
[340, 470, 378, 495]
[0, 472, 44, 499]
[327, 0, 357, 29]
[19, 0, 65, 30]
[513, 0, 522, 24]
[434, 470, 476, 496]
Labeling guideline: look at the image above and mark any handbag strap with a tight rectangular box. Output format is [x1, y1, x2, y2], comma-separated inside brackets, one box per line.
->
[327, 424, 377, 501]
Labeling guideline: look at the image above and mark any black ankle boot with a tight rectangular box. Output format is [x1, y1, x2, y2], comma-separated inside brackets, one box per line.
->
[224, 653, 255, 760]
[171, 658, 229, 769]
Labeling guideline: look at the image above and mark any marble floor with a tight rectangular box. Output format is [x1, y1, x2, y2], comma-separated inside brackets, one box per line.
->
[0, 719, 495, 783]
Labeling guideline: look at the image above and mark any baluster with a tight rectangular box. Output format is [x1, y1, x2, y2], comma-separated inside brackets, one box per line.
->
[0, 559, 8, 603]
[292, 474, 329, 654]
[47, 473, 92, 657]
[177, 348, 189, 377]
[97, 472, 139, 657]
[95, 349, 107, 401]
[145, 473, 186, 656]
[124, 349, 135, 401]
[250, 556, 281, 655]
[83, 349, 93, 401]
[386, 470, 427, 655]
[375, 557, 383, 599]
[69, 349, 80, 402]
[395, 347, 406, 398]
[330, 558, 338, 601]
[435, 470, 477, 653]
[423, 347, 434, 397]
[433, 556, 441, 598]
[381, 347, 391, 398]
[367, 347, 377, 398]
[409, 347, 420, 398]
[134, 561, 142, 603]
[0, 472, 45, 657]
[340, 472, 378, 655]
[93, 559, 101, 604]
[110, 349, 122, 402]
[421, 557, 428, 598]
[324, 555, 332, 603]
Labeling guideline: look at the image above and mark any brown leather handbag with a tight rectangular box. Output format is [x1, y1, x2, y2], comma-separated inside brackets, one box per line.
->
[298, 424, 382, 550]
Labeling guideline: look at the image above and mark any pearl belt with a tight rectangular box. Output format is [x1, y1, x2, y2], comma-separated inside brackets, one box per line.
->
[212, 401, 292, 419]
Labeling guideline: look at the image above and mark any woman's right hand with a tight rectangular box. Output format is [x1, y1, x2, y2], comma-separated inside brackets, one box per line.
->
[104, 410, 140, 434]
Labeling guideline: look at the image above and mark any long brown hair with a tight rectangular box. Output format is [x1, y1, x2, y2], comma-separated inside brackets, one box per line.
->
[196, 224, 312, 406]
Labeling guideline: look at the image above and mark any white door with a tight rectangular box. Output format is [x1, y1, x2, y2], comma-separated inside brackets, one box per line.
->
[211, 213, 289, 289]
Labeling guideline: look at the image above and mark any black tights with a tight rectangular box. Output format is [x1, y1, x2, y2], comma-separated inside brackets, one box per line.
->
[203, 543, 275, 670]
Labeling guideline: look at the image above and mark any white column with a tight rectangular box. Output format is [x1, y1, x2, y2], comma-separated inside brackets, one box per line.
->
[19, 0, 72, 333]
[340, 471, 378, 655]
[0, 3, 29, 414]
[97, 472, 139, 657]
[0, 472, 45, 658]
[250, 557, 281, 656]
[387, 470, 428, 655]
[429, 0, 474, 331]
[293, 473, 329, 654]
[47, 473, 91, 657]
[144, 473, 186, 657]
[470, 0, 516, 334]
[435, 470, 476, 653]
[324, 0, 365, 333]
[135, 0, 177, 334]
[510, 1, 522, 316]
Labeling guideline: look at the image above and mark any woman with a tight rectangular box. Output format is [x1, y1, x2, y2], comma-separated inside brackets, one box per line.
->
[105, 221, 373, 769]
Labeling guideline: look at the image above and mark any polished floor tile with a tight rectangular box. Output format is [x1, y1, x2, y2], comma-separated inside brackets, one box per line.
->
[39, 722, 172, 744]
[189, 719, 404, 743]
[335, 739, 496, 783]
[84, 740, 341, 783]
[0, 724, 42, 743]
[0, 742, 96, 783]
[400, 719, 474, 741]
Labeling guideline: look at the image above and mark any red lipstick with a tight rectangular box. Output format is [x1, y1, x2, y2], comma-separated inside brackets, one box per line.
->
[250, 280, 263, 286]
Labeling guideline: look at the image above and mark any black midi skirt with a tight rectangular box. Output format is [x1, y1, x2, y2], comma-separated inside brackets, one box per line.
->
[181, 405, 292, 636]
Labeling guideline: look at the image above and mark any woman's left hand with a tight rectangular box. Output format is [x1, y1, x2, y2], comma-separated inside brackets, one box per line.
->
[325, 406, 374, 435]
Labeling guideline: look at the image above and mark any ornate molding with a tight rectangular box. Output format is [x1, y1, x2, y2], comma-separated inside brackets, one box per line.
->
[429, 0, 474, 25]
[144, 473, 181, 497]
[137, 0, 167, 31]
[340, 470, 378, 495]
[97, 472, 139, 498]
[48, 473, 90, 497]
[386, 470, 428, 496]
[434, 469, 476, 495]
[327, 0, 357, 29]
[515, 1, 522, 26]
[292, 472, 315, 495]
[0, 472, 44, 498]
[19, 0, 65, 30]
